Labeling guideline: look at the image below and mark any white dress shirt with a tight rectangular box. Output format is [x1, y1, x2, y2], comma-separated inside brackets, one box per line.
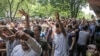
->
[11, 45, 38, 56]
[11, 35, 42, 56]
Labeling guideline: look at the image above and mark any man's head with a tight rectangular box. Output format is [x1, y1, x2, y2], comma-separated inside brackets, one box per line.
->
[83, 25, 88, 31]
[33, 25, 42, 37]
[67, 25, 73, 31]
[55, 23, 61, 34]
[72, 21, 78, 27]
[17, 23, 25, 30]
[63, 21, 67, 27]
[20, 40, 29, 51]
[24, 29, 34, 37]
[2, 28, 11, 36]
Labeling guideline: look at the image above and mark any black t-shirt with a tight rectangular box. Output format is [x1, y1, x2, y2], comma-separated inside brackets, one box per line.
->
[24, 29, 34, 37]
[23, 29, 49, 56]
[37, 39, 49, 56]
[95, 26, 100, 32]
[68, 31, 76, 49]
[74, 28, 79, 43]
[95, 36, 100, 52]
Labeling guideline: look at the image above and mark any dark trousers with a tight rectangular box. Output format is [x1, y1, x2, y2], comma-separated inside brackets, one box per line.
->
[48, 42, 52, 56]
[76, 44, 87, 56]
[69, 49, 74, 56]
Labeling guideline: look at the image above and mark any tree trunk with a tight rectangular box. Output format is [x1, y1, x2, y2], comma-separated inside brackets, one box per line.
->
[8, 0, 14, 21]
[13, 0, 24, 19]
[69, 0, 83, 18]
[9, 4, 13, 21]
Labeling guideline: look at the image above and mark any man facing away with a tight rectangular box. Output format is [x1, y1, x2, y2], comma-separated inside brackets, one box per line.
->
[76, 25, 90, 56]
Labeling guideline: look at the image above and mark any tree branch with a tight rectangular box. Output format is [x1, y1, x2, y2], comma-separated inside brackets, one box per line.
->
[25, 1, 30, 13]
[13, 0, 24, 19]
[8, 0, 13, 21]
[11, 0, 14, 5]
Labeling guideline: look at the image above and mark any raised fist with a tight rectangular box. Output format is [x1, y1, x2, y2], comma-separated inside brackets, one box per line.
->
[16, 31, 28, 41]
[19, 9, 28, 16]
[55, 12, 59, 19]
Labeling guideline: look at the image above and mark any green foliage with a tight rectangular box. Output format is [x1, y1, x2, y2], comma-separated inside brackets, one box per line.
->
[0, 0, 87, 19]
[0, 0, 8, 17]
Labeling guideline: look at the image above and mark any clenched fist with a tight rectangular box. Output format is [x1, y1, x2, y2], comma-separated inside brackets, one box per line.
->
[16, 31, 29, 41]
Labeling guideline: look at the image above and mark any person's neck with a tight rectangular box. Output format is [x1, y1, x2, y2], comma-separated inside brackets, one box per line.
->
[83, 30, 87, 32]
[34, 35, 40, 40]
[23, 48, 30, 52]
[69, 29, 72, 32]
[23, 47, 30, 52]
[57, 32, 61, 34]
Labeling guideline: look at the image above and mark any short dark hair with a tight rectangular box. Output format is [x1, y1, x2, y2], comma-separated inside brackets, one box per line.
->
[24, 29, 34, 37]
[83, 25, 88, 30]
[33, 25, 42, 32]
[68, 25, 73, 29]
[72, 21, 77, 25]
[55, 23, 59, 28]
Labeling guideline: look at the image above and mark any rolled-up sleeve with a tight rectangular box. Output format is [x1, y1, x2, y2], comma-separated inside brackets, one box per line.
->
[26, 36, 42, 55]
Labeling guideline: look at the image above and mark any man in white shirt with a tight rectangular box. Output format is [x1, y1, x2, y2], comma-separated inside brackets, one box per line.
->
[52, 12, 67, 56]
[0, 27, 20, 56]
[11, 40, 41, 56]
[11, 30, 42, 56]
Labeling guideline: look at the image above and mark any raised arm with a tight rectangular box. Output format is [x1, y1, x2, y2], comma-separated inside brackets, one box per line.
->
[0, 26, 15, 41]
[69, 31, 76, 51]
[55, 12, 67, 36]
[19, 9, 30, 29]
[26, 34, 42, 55]
[16, 31, 42, 55]
[45, 19, 53, 28]
[0, 29, 7, 40]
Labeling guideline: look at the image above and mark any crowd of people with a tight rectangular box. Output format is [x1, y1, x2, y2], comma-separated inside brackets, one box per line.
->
[0, 10, 100, 56]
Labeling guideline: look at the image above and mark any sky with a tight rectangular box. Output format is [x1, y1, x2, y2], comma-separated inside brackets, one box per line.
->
[82, 4, 96, 16]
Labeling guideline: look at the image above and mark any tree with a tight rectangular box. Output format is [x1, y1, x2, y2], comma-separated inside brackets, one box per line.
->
[7, 0, 24, 21]
[67, 0, 87, 18]
[0, 0, 24, 21]
[0, 0, 87, 19]
[48, 0, 87, 18]
[0, 0, 8, 17]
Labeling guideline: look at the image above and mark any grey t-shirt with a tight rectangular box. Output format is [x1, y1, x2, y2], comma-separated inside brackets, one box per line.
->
[78, 31, 90, 45]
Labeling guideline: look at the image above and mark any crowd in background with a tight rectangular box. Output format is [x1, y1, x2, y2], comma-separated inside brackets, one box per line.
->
[0, 12, 100, 56]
